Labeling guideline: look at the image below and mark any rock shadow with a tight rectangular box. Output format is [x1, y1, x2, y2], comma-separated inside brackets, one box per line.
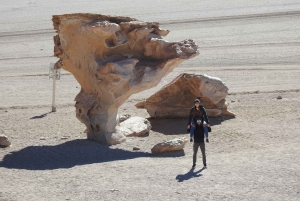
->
[148, 116, 235, 135]
[0, 139, 150, 170]
[175, 167, 206, 182]
[151, 150, 185, 158]
[148, 118, 187, 135]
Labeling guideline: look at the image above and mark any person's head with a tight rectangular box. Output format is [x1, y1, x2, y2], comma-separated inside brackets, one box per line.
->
[196, 118, 202, 125]
[194, 99, 200, 107]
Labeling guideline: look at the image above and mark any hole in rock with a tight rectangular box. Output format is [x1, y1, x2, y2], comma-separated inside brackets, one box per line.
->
[96, 124, 100, 131]
[105, 38, 115, 47]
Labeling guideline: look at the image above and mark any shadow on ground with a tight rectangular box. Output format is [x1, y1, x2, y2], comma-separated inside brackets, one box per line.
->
[30, 112, 53, 119]
[152, 150, 185, 158]
[175, 167, 206, 182]
[0, 139, 186, 170]
[148, 116, 235, 135]
[0, 139, 150, 170]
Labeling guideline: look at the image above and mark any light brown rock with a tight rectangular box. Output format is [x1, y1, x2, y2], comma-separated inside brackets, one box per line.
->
[118, 116, 151, 137]
[151, 137, 188, 154]
[52, 14, 198, 145]
[0, 135, 11, 147]
[136, 73, 235, 118]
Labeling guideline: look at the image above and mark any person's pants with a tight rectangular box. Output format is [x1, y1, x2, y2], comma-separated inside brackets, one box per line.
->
[193, 142, 206, 166]
[190, 121, 208, 138]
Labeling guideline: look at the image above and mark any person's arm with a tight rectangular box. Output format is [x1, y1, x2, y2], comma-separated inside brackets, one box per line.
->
[201, 106, 210, 125]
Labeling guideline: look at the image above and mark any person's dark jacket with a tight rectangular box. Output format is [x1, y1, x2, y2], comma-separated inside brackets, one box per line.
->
[187, 105, 210, 125]
[194, 123, 205, 143]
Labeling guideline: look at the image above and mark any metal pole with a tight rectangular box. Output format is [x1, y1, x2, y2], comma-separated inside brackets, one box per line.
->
[52, 69, 57, 112]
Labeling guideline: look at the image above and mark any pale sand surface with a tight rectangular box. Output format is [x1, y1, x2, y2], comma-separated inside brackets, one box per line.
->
[0, 1, 300, 201]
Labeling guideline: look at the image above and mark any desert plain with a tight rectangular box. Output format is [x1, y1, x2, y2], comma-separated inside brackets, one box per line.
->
[0, 0, 300, 200]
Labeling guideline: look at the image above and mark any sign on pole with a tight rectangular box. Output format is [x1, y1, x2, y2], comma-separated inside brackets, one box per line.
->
[49, 63, 61, 112]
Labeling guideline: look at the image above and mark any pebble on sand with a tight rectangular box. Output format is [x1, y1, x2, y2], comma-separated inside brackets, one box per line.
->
[133, 146, 140, 150]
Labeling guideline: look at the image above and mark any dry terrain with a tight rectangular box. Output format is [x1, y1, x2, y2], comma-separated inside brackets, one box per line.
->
[0, 1, 300, 200]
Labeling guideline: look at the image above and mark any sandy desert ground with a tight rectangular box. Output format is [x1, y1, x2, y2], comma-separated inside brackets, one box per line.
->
[0, 0, 300, 200]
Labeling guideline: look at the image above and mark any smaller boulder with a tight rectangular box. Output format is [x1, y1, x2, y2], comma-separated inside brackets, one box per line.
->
[135, 73, 235, 118]
[151, 137, 188, 154]
[0, 135, 11, 147]
[118, 116, 152, 137]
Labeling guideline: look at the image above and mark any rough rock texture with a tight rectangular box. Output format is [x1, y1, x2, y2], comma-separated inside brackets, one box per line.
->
[118, 116, 151, 137]
[118, 114, 131, 123]
[136, 73, 235, 118]
[0, 135, 11, 147]
[151, 137, 188, 154]
[52, 14, 198, 144]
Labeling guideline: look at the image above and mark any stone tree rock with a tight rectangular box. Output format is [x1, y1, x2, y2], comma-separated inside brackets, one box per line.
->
[0, 135, 11, 147]
[52, 14, 198, 144]
[151, 137, 188, 154]
[135, 73, 235, 118]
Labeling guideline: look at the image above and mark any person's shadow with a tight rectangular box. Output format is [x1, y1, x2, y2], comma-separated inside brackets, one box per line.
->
[30, 112, 53, 119]
[175, 167, 206, 182]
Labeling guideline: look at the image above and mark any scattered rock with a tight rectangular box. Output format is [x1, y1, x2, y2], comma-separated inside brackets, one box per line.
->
[277, 95, 282, 99]
[135, 73, 235, 118]
[133, 146, 140, 151]
[151, 137, 188, 154]
[0, 135, 11, 147]
[118, 116, 152, 137]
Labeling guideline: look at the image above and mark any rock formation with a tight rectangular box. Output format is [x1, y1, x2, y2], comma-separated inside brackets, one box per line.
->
[52, 14, 198, 144]
[118, 114, 131, 123]
[0, 135, 11, 147]
[136, 73, 235, 118]
[118, 116, 151, 137]
[151, 137, 188, 154]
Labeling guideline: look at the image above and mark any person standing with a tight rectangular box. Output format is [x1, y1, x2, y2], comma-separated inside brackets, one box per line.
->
[187, 99, 210, 142]
[192, 118, 208, 168]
